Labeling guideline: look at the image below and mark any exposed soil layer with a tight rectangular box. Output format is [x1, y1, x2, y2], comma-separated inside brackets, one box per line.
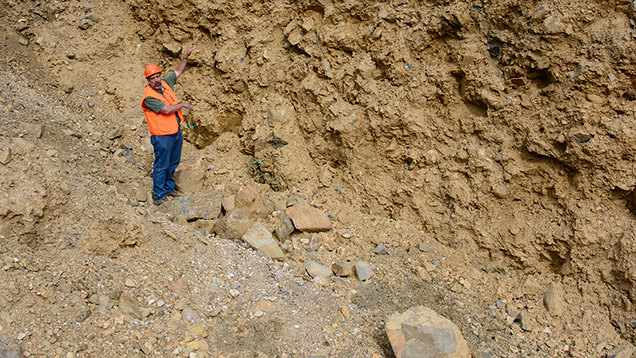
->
[2, 0, 636, 357]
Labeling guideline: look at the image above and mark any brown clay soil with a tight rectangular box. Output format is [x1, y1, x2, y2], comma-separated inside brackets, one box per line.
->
[2, 0, 636, 357]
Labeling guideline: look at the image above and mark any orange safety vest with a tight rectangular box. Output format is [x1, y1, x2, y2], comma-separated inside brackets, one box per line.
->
[141, 81, 184, 135]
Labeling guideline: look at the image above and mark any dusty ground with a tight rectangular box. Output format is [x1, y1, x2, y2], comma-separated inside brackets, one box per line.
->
[2, 0, 636, 357]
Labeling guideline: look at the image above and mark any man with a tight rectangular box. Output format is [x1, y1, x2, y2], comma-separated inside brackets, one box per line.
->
[141, 46, 197, 205]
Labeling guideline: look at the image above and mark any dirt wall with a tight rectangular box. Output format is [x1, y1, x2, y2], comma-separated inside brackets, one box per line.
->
[4, 0, 636, 354]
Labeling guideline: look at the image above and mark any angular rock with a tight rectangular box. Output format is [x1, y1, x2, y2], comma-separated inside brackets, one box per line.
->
[234, 185, 271, 220]
[386, 306, 471, 358]
[419, 241, 438, 253]
[491, 184, 516, 198]
[12, 137, 34, 151]
[474, 348, 493, 358]
[98, 294, 110, 308]
[198, 339, 209, 352]
[194, 219, 217, 236]
[306, 233, 323, 252]
[88, 294, 100, 305]
[607, 344, 636, 358]
[0, 333, 22, 358]
[77, 308, 92, 322]
[19, 123, 42, 138]
[286, 206, 332, 232]
[267, 108, 286, 125]
[304, 260, 333, 279]
[241, 223, 284, 259]
[222, 195, 235, 212]
[355, 261, 373, 281]
[373, 243, 388, 255]
[0, 148, 10, 165]
[0, 311, 13, 325]
[275, 210, 295, 240]
[415, 267, 432, 283]
[118, 292, 142, 319]
[119, 148, 135, 163]
[168, 278, 189, 296]
[232, 80, 247, 93]
[164, 191, 223, 221]
[341, 306, 351, 320]
[78, 17, 94, 30]
[630, 1, 636, 21]
[105, 127, 125, 140]
[517, 311, 534, 332]
[332, 261, 353, 277]
[215, 209, 251, 240]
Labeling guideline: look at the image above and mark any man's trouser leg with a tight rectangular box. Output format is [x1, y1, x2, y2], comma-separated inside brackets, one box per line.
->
[151, 133, 178, 199]
[165, 130, 183, 194]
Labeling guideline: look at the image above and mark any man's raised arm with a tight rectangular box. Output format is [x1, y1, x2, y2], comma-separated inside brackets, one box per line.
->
[174, 46, 197, 79]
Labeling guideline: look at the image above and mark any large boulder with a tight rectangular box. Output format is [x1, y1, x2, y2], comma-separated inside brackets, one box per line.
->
[386, 306, 470, 358]
[174, 157, 206, 193]
[234, 185, 271, 220]
[163, 191, 223, 221]
[215, 209, 251, 240]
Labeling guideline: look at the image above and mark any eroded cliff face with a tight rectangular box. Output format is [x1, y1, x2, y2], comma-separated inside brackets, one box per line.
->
[3, 0, 636, 355]
[124, 0, 636, 292]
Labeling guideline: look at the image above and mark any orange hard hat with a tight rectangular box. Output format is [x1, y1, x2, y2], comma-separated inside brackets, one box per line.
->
[144, 64, 161, 78]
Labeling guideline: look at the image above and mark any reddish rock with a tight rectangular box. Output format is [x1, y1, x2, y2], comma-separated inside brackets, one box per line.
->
[285, 206, 332, 232]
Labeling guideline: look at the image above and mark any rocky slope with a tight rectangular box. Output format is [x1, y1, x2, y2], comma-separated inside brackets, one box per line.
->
[2, 0, 636, 357]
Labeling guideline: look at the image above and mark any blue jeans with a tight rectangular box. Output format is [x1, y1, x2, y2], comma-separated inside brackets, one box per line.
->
[151, 130, 183, 199]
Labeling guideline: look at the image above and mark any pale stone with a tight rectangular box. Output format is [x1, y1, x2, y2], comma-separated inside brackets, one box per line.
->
[174, 158, 206, 193]
[543, 282, 565, 317]
[12, 137, 34, 151]
[332, 261, 353, 277]
[386, 306, 471, 358]
[118, 292, 142, 319]
[168, 278, 189, 296]
[415, 267, 432, 283]
[105, 127, 125, 139]
[304, 260, 333, 279]
[182, 308, 200, 322]
[241, 222, 284, 259]
[0, 148, 11, 165]
[355, 261, 373, 280]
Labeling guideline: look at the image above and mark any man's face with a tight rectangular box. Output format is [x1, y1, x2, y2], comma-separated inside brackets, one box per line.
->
[147, 73, 162, 90]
